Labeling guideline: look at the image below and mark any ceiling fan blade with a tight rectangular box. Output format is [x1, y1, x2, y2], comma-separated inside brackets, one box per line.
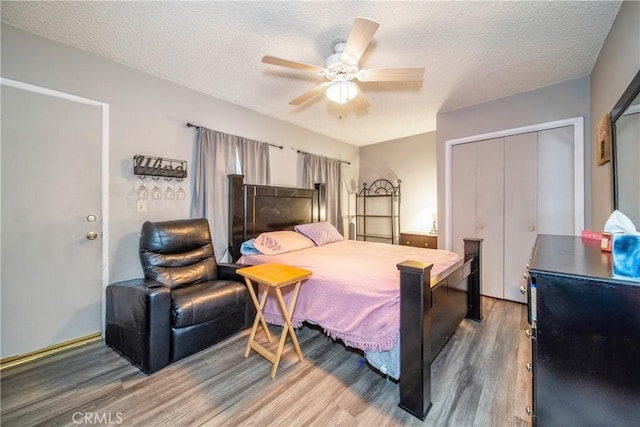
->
[262, 55, 325, 74]
[357, 67, 425, 82]
[341, 17, 380, 66]
[289, 82, 330, 105]
[350, 85, 370, 110]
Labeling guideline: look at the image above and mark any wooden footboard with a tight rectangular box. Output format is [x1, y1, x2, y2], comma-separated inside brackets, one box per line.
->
[397, 238, 483, 420]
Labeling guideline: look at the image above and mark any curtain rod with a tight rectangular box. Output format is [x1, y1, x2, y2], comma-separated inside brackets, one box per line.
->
[186, 122, 283, 149]
[297, 149, 351, 165]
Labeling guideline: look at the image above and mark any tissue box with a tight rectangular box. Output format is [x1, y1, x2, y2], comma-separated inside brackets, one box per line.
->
[612, 234, 640, 280]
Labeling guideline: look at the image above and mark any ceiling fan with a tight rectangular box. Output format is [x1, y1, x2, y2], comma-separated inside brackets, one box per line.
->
[262, 17, 425, 110]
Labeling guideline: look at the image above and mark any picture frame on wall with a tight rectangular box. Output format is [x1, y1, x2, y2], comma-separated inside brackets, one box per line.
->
[597, 113, 612, 166]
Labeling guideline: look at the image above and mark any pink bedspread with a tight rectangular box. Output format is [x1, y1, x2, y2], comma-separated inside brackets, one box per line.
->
[238, 240, 461, 352]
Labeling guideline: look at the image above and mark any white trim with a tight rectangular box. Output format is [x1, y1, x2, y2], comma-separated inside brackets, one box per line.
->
[0, 77, 104, 107]
[101, 104, 110, 330]
[1, 77, 110, 336]
[444, 117, 585, 250]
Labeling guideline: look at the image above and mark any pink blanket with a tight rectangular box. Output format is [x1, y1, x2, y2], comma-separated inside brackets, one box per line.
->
[239, 240, 461, 352]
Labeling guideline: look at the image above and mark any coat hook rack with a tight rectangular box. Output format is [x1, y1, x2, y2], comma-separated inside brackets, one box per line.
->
[133, 154, 187, 180]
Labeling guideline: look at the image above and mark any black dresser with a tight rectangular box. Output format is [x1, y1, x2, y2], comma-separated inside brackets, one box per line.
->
[526, 235, 640, 426]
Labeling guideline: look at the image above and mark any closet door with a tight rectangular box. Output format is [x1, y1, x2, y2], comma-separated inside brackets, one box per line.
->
[451, 138, 505, 300]
[504, 132, 537, 303]
[475, 138, 505, 299]
[450, 125, 577, 302]
[537, 126, 575, 235]
[451, 142, 477, 258]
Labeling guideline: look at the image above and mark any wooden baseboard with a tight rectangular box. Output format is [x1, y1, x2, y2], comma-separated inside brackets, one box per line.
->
[0, 333, 102, 371]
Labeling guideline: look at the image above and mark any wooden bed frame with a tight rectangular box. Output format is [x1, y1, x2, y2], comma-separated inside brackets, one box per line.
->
[228, 174, 483, 420]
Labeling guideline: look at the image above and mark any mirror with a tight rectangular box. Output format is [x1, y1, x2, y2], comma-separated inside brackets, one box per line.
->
[612, 70, 640, 228]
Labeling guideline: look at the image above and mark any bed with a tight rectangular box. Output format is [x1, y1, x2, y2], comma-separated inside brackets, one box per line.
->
[228, 174, 483, 420]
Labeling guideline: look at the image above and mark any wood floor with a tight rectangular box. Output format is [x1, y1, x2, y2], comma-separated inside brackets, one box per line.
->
[1, 297, 531, 426]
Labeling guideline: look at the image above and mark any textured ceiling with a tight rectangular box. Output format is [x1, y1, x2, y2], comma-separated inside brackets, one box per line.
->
[1, 1, 622, 146]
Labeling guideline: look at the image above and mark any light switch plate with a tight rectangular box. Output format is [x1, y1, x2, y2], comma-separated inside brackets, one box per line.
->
[136, 199, 147, 213]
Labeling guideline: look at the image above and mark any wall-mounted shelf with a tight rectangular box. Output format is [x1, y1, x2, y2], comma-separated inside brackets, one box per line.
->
[133, 154, 187, 179]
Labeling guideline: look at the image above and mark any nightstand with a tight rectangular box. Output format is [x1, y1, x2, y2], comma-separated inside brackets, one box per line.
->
[400, 231, 438, 249]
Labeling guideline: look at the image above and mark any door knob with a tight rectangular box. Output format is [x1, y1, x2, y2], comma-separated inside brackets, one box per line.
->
[477, 224, 484, 230]
[528, 226, 535, 232]
[86, 231, 98, 240]
[526, 362, 533, 372]
[520, 285, 527, 294]
[526, 406, 533, 416]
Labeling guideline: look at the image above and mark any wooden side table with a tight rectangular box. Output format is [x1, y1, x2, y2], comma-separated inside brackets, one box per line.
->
[237, 263, 312, 378]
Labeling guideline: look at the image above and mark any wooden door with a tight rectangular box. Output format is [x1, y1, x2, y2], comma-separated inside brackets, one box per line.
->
[1, 83, 103, 358]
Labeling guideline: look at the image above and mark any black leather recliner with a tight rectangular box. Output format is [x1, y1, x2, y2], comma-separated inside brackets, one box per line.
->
[105, 218, 253, 374]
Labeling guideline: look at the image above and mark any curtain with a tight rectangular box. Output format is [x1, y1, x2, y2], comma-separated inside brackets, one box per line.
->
[191, 128, 270, 261]
[239, 138, 270, 185]
[301, 153, 343, 234]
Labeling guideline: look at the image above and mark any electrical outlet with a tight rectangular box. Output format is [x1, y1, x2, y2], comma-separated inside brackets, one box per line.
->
[136, 199, 147, 213]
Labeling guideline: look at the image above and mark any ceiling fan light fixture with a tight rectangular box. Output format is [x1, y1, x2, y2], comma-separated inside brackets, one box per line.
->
[263, 17, 423, 110]
[326, 79, 358, 104]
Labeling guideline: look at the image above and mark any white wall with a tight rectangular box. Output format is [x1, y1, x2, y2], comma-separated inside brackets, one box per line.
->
[436, 76, 590, 246]
[590, 0, 640, 229]
[1, 24, 359, 283]
[359, 132, 437, 232]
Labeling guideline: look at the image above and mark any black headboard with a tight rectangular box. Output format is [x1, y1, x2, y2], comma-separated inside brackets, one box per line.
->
[228, 174, 326, 261]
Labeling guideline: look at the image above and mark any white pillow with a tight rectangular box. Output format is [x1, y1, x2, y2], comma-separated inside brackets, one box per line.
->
[253, 231, 315, 255]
